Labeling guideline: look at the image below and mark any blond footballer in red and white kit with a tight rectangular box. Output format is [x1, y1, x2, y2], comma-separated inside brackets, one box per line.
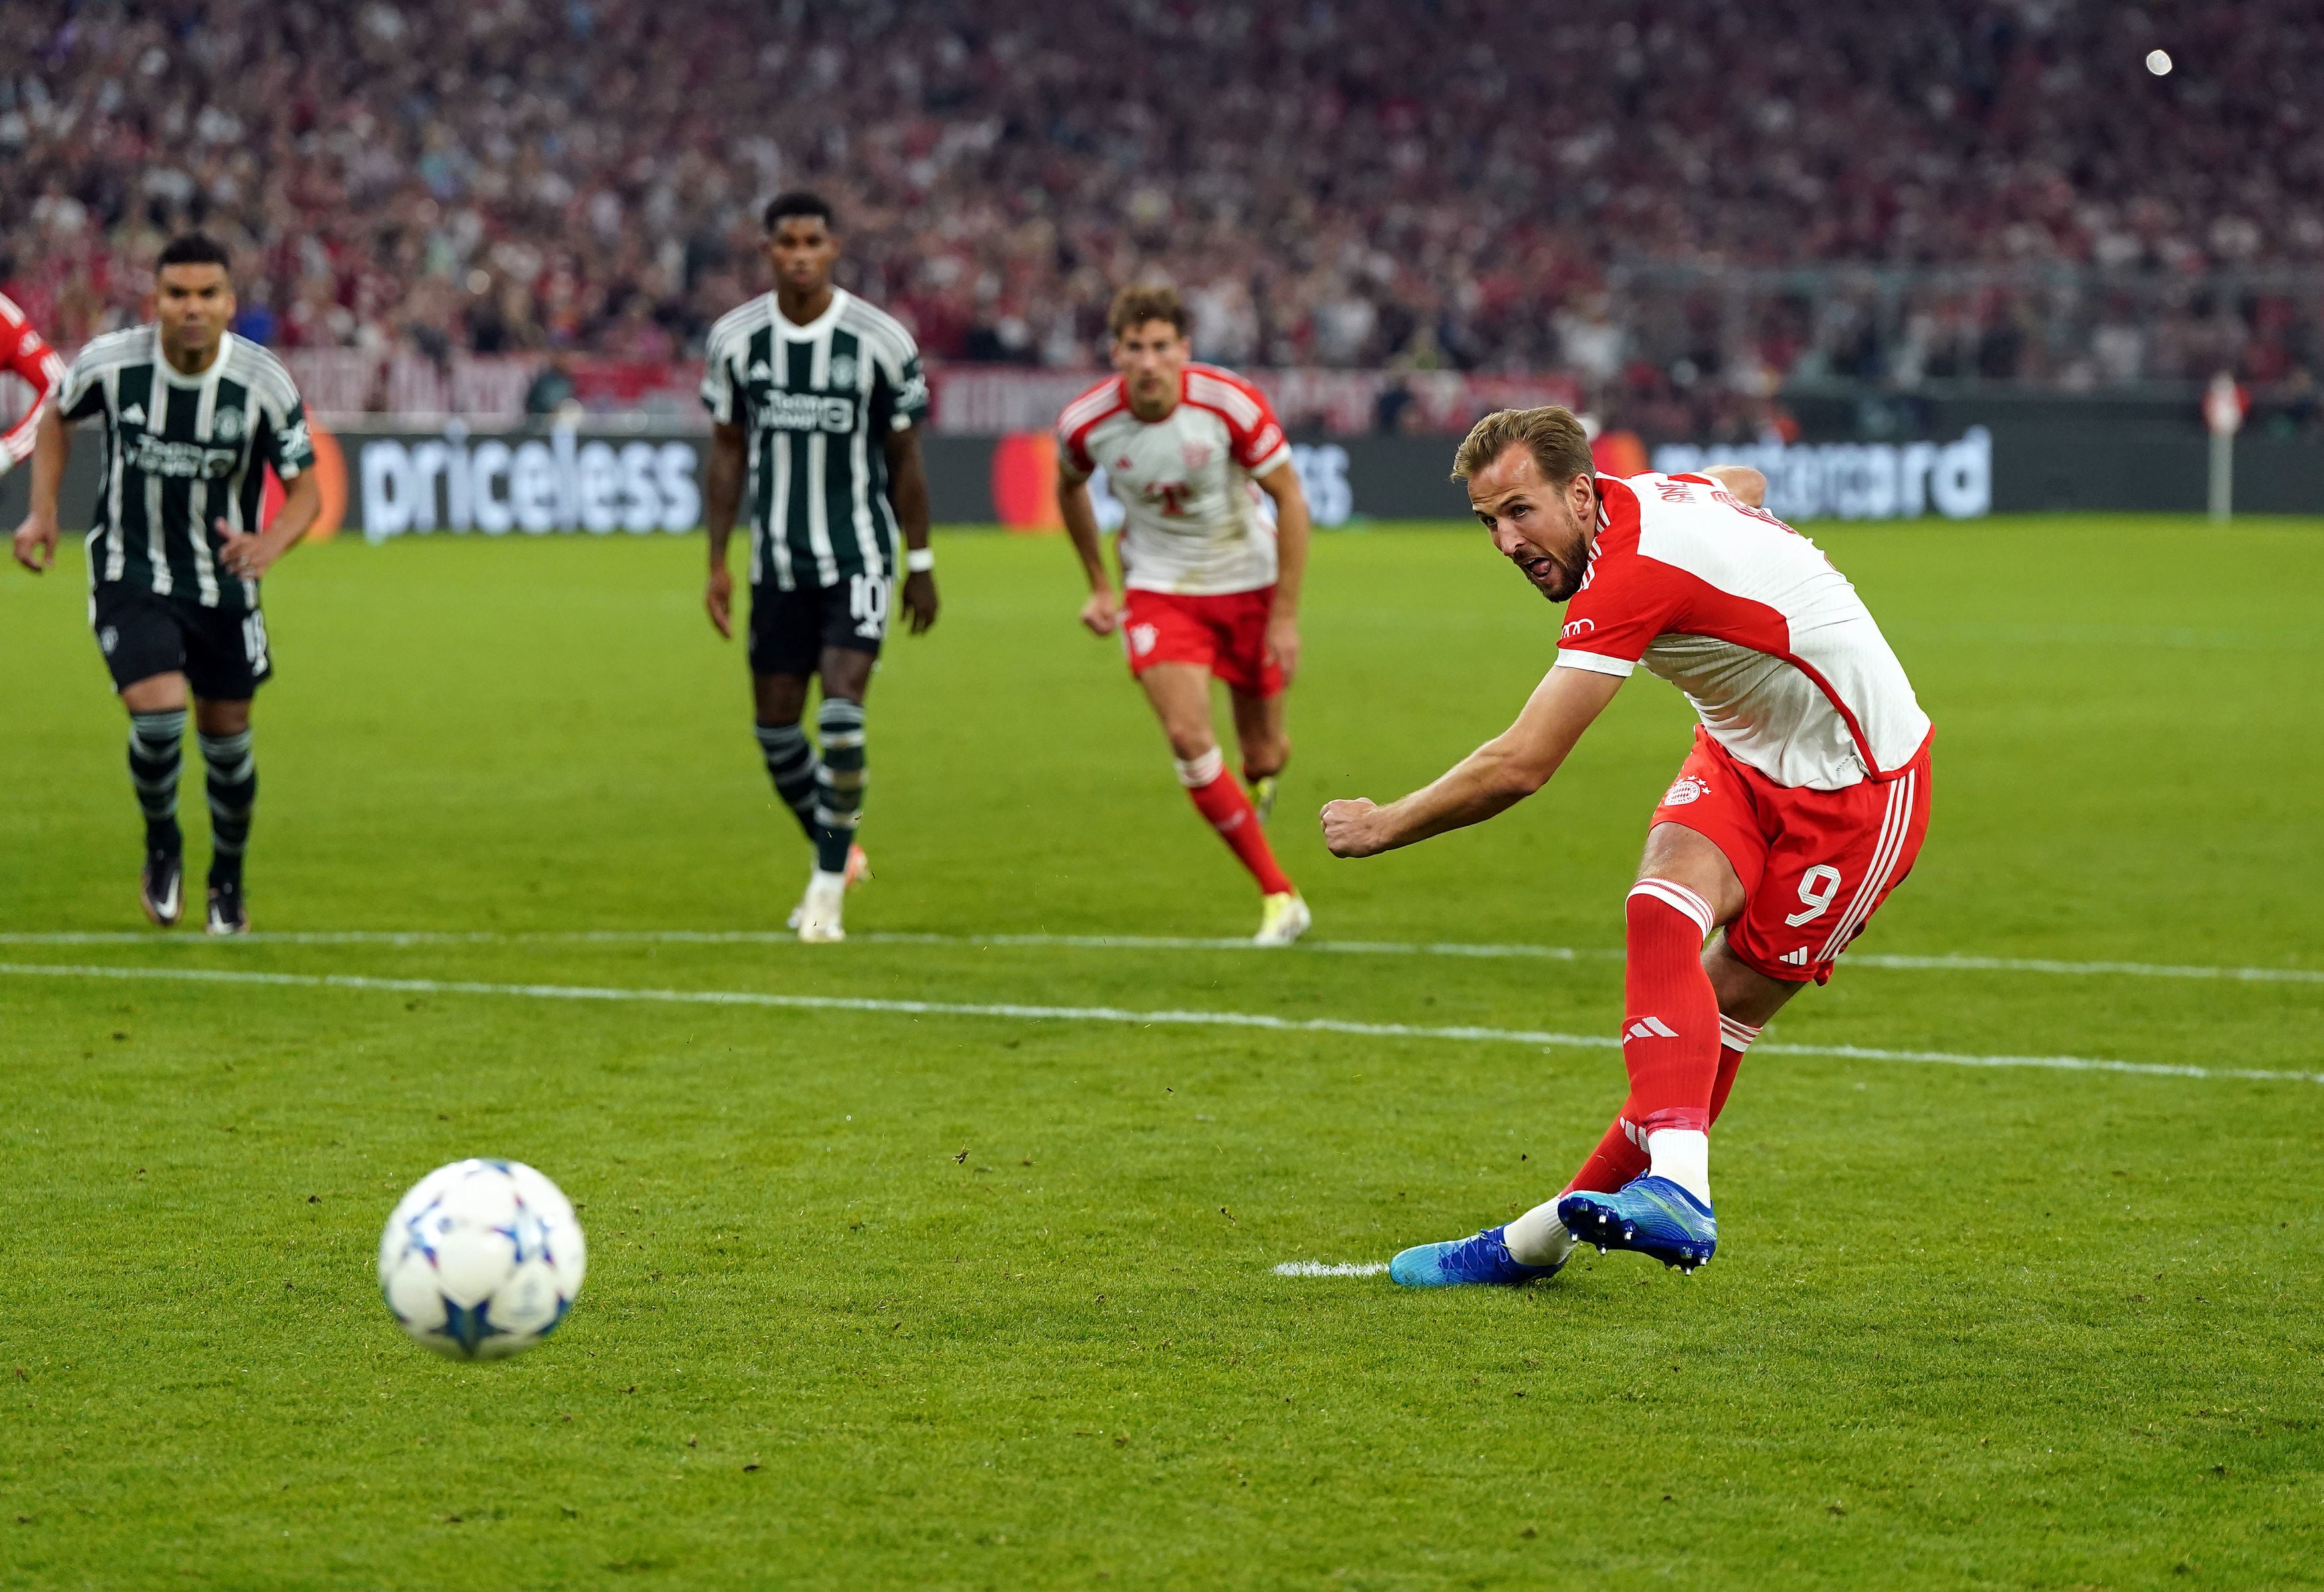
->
[1323, 406, 1932, 1284]
[1056, 285, 1315, 945]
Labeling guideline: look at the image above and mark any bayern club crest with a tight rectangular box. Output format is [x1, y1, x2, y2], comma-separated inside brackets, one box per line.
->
[1662, 774, 1710, 806]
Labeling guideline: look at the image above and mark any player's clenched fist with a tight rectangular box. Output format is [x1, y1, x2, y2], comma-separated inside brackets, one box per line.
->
[1319, 797, 1386, 857]
[1079, 588, 1123, 636]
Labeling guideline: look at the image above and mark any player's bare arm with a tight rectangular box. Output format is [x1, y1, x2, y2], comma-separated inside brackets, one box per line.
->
[1703, 464, 1766, 506]
[1320, 664, 1621, 857]
[1255, 459, 1309, 682]
[9, 404, 71, 573]
[1055, 463, 1122, 636]
[215, 468, 321, 581]
[701, 418, 747, 639]
[883, 425, 938, 634]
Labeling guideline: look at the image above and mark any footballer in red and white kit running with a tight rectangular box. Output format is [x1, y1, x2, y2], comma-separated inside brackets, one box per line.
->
[1057, 285, 1314, 944]
[0, 293, 67, 477]
[1323, 406, 1932, 1286]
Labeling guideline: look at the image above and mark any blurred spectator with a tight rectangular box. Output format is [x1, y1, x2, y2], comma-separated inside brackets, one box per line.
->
[523, 353, 578, 419]
[2, 0, 2321, 408]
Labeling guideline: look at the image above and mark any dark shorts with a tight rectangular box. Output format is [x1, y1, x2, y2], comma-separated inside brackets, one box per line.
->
[748, 575, 888, 678]
[90, 582, 273, 700]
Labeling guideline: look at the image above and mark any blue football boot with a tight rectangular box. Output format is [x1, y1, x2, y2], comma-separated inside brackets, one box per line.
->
[1556, 1176, 1718, 1273]
[1389, 1224, 1566, 1288]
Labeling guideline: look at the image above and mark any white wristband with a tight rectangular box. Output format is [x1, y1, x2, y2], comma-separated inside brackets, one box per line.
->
[905, 547, 935, 574]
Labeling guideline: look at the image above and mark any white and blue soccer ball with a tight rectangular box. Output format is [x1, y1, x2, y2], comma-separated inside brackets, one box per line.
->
[378, 1158, 586, 1360]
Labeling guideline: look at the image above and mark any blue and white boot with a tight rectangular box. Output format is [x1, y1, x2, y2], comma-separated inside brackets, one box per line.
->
[1556, 1176, 1718, 1273]
[1389, 1224, 1566, 1288]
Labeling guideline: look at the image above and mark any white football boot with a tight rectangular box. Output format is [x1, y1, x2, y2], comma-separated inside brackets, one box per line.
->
[787, 843, 870, 930]
[1254, 890, 1311, 946]
[796, 869, 848, 943]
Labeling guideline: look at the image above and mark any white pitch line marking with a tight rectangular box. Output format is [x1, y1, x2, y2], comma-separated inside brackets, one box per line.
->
[0, 929, 2315, 985]
[2, 962, 2317, 1086]
[1273, 1262, 1390, 1278]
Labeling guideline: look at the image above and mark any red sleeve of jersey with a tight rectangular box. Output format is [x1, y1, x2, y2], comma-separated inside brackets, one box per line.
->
[1054, 378, 1122, 478]
[1553, 478, 1689, 667]
[1186, 366, 1289, 472]
[0, 298, 64, 468]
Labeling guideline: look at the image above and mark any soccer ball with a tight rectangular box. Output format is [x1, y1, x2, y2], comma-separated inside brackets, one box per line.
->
[378, 1158, 586, 1360]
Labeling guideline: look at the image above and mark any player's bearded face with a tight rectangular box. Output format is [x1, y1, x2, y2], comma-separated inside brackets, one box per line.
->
[1470, 449, 1596, 602]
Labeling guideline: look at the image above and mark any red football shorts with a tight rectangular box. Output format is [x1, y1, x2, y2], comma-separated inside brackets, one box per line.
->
[1650, 727, 1934, 985]
[1120, 585, 1284, 697]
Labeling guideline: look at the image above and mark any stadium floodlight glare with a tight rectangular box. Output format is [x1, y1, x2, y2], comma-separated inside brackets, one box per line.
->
[2146, 48, 2173, 75]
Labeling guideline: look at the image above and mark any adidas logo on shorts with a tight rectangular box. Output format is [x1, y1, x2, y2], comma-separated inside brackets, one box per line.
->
[1780, 948, 1812, 966]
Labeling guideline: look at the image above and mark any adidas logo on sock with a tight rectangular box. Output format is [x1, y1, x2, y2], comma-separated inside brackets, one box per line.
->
[1624, 1016, 1680, 1041]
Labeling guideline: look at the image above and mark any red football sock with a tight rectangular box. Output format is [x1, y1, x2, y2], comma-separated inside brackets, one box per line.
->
[1566, 1017, 1760, 1197]
[1178, 751, 1293, 896]
[1618, 881, 1721, 1136]
[1708, 1015, 1763, 1126]
[1562, 1106, 1649, 1195]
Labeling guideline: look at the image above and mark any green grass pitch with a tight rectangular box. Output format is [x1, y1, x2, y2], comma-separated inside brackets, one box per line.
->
[3, 515, 2321, 1589]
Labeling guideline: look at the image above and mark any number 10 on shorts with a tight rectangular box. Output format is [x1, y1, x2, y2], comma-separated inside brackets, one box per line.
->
[848, 574, 889, 640]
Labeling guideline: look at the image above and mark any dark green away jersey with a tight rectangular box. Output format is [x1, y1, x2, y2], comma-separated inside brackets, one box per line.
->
[60, 327, 316, 616]
[700, 288, 928, 591]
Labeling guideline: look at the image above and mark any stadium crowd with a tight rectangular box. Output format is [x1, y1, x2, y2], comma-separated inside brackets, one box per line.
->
[4, 0, 2323, 410]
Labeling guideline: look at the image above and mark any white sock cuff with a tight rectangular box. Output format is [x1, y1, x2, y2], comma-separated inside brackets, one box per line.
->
[1173, 748, 1225, 788]
[1644, 1127, 1712, 1205]
[1719, 1015, 1764, 1053]
[1629, 877, 1714, 938]
[1503, 1199, 1576, 1269]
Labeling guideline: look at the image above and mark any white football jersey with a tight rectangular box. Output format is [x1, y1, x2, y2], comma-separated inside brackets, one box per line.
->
[1057, 363, 1293, 596]
[1552, 472, 1932, 791]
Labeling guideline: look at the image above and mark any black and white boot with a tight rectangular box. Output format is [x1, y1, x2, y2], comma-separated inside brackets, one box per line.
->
[140, 830, 185, 927]
[205, 877, 249, 936]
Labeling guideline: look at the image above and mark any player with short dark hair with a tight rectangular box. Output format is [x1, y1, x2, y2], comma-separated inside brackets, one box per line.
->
[701, 191, 936, 942]
[1325, 405, 1934, 1282]
[11, 234, 322, 934]
[1055, 284, 1314, 944]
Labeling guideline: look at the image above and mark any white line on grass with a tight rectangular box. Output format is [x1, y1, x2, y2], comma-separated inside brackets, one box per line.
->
[0, 929, 2316, 985]
[1273, 1262, 1390, 1278]
[3, 960, 2316, 1087]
